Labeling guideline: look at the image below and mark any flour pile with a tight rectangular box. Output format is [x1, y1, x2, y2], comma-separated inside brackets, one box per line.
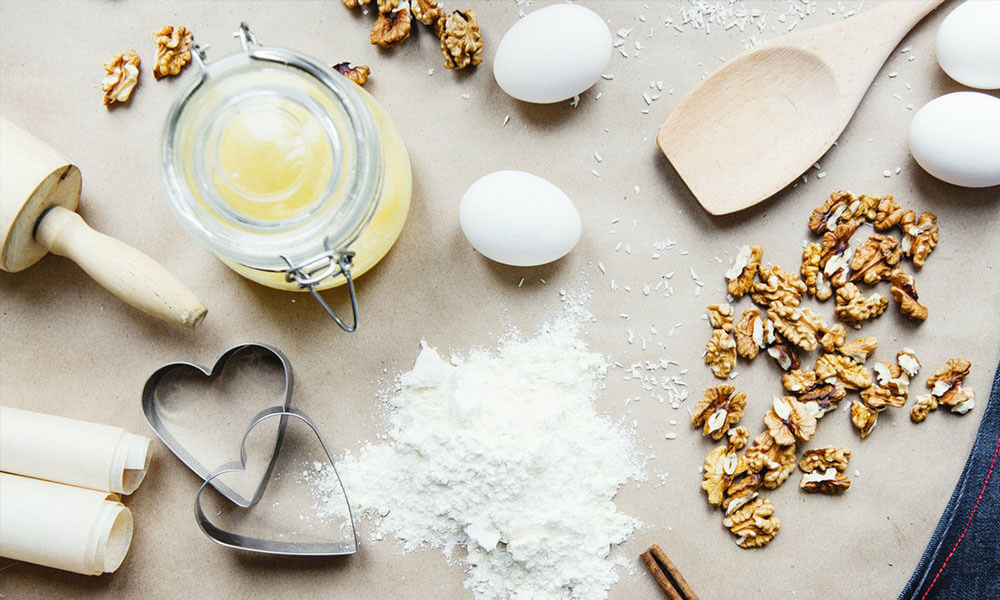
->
[311, 321, 642, 600]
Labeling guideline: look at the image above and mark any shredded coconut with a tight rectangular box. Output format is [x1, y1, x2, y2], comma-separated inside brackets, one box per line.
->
[312, 320, 642, 600]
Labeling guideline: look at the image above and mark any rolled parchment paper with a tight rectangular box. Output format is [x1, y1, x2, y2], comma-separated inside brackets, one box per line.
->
[0, 406, 151, 494]
[0, 473, 133, 575]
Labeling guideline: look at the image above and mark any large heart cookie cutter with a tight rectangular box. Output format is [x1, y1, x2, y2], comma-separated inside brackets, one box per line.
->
[196, 406, 359, 556]
[142, 343, 292, 507]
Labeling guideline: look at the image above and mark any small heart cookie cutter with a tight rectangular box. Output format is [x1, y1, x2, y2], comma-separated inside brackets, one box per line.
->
[142, 343, 292, 507]
[196, 406, 358, 556]
[143, 344, 358, 556]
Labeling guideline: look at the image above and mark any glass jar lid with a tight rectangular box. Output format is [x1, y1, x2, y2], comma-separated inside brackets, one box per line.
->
[160, 30, 383, 272]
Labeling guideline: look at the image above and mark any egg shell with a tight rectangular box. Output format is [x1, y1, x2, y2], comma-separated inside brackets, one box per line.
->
[909, 92, 1000, 188]
[459, 171, 582, 267]
[936, 0, 1000, 90]
[493, 4, 612, 104]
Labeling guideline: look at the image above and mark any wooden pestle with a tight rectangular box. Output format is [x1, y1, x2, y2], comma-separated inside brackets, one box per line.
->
[0, 117, 206, 328]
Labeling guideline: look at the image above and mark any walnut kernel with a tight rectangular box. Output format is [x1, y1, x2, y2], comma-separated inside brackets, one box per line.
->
[768, 303, 827, 352]
[819, 323, 847, 353]
[897, 348, 922, 378]
[799, 446, 851, 473]
[751, 264, 808, 307]
[927, 358, 972, 406]
[782, 369, 818, 394]
[411, 0, 445, 24]
[728, 426, 751, 451]
[734, 308, 765, 360]
[850, 400, 878, 438]
[705, 329, 737, 379]
[152, 26, 193, 79]
[800, 467, 852, 494]
[371, 6, 412, 47]
[873, 195, 905, 231]
[727, 245, 763, 298]
[808, 190, 868, 235]
[815, 353, 873, 390]
[820, 223, 856, 288]
[838, 336, 878, 364]
[436, 9, 483, 69]
[889, 268, 928, 321]
[706, 303, 735, 332]
[763, 395, 817, 446]
[900, 211, 938, 267]
[799, 383, 847, 419]
[850, 234, 902, 285]
[911, 394, 938, 423]
[701, 445, 747, 506]
[744, 431, 797, 489]
[766, 333, 800, 372]
[101, 49, 141, 106]
[722, 473, 761, 515]
[801, 242, 833, 301]
[691, 385, 746, 440]
[834, 283, 888, 329]
[333, 62, 371, 86]
[723, 497, 781, 548]
[861, 384, 906, 410]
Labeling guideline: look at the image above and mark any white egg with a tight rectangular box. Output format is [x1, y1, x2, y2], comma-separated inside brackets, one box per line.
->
[493, 4, 612, 104]
[936, 0, 1000, 89]
[909, 92, 1000, 188]
[459, 171, 582, 267]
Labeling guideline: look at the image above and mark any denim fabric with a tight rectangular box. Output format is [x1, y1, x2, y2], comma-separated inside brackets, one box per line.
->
[898, 361, 1000, 600]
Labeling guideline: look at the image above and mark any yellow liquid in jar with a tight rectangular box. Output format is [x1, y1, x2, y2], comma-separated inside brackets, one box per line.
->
[214, 102, 334, 223]
[223, 83, 412, 291]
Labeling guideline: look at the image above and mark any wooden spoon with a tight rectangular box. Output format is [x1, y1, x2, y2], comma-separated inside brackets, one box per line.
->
[657, 0, 946, 216]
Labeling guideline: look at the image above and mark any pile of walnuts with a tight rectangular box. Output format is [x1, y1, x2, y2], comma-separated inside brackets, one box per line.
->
[344, 0, 483, 70]
[695, 190, 975, 549]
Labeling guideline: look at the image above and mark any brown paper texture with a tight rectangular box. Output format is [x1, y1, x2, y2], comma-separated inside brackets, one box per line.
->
[0, 1, 997, 598]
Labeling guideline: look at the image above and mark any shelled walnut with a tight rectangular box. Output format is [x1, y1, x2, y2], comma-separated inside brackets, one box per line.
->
[808, 190, 872, 235]
[723, 497, 781, 548]
[782, 369, 818, 394]
[850, 234, 902, 285]
[411, 0, 445, 24]
[767, 303, 827, 352]
[819, 323, 846, 352]
[371, 5, 412, 47]
[734, 308, 765, 360]
[752, 264, 808, 307]
[799, 446, 851, 473]
[873, 361, 910, 397]
[911, 394, 939, 422]
[801, 242, 833, 301]
[333, 62, 371, 86]
[436, 9, 483, 69]
[764, 396, 817, 445]
[861, 384, 906, 410]
[701, 445, 747, 506]
[705, 329, 737, 379]
[900, 211, 938, 267]
[815, 352, 874, 390]
[692, 385, 747, 440]
[819, 221, 857, 290]
[897, 348, 921, 377]
[726, 245, 763, 298]
[727, 426, 750, 451]
[744, 431, 798, 489]
[722, 473, 761, 515]
[152, 26, 193, 79]
[873, 195, 905, 231]
[927, 358, 972, 406]
[800, 467, 852, 494]
[799, 383, 847, 419]
[838, 336, 878, 364]
[766, 332, 800, 372]
[101, 49, 141, 106]
[706, 303, 735, 332]
[850, 400, 878, 438]
[890, 269, 928, 321]
[834, 283, 888, 329]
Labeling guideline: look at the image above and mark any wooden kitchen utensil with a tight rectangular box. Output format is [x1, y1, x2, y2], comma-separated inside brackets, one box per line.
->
[657, 0, 945, 216]
[0, 117, 206, 327]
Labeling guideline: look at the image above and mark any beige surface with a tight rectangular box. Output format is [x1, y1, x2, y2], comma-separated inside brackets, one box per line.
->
[1, 1, 998, 598]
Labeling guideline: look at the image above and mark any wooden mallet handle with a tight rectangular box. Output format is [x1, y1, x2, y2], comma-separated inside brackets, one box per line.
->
[36, 206, 206, 328]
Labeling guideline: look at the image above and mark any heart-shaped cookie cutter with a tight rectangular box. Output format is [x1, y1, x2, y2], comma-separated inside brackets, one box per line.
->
[142, 343, 292, 507]
[195, 406, 358, 556]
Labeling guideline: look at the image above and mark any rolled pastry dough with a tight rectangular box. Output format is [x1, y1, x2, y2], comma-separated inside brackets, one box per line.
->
[0, 406, 151, 494]
[0, 473, 133, 575]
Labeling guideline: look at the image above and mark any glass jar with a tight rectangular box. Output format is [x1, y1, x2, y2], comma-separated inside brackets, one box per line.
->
[161, 24, 412, 331]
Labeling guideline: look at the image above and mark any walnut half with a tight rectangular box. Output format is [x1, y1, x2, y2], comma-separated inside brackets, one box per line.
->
[705, 329, 737, 379]
[889, 269, 928, 321]
[371, 6, 412, 48]
[800, 467, 851, 494]
[333, 62, 371, 86]
[436, 9, 483, 69]
[692, 385, 747, 440]
[799, 446, 851, 473]
[723, 497, 781, 549]
[726, 245, 763, 298]
[152, 25, 193, 79]
[102, 49, 141, 106]
[763, 396, 817, 446]
[834, 283, 888, 329]
[927, 358, 972, 407]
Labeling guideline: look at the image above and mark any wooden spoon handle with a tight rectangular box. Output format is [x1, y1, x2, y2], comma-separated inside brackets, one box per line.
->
[36, 206, 207, 328]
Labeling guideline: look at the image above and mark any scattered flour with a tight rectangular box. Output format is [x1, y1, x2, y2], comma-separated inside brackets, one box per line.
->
[311, 320, 643, 600]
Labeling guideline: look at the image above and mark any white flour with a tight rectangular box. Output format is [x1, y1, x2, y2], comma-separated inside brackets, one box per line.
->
[310, 320, 642, 600]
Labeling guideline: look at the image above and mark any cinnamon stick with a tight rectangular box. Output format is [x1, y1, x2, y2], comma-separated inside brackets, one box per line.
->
[640, 544, 699, 600]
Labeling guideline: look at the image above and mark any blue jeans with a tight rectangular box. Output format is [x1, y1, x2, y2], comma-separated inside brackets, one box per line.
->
[898, 361, 1000, 600]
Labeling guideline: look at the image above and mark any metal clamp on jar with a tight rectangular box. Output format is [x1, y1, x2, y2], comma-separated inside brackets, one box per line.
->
[161, 23, 412, 332]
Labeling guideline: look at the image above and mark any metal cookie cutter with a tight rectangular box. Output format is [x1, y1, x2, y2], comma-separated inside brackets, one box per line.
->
[196, 406, 359, 556]
[142, 344, 358, 555]
[142, 343, 292, 507]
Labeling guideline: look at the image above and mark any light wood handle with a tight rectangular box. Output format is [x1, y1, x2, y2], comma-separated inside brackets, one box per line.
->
[35, 206, 207, 328]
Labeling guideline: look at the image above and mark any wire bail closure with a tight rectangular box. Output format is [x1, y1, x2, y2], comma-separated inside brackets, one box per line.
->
[281, 249, 360, 333]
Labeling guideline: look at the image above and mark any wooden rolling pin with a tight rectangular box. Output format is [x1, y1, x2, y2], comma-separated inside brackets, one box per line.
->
[0, 117, 206, 328]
